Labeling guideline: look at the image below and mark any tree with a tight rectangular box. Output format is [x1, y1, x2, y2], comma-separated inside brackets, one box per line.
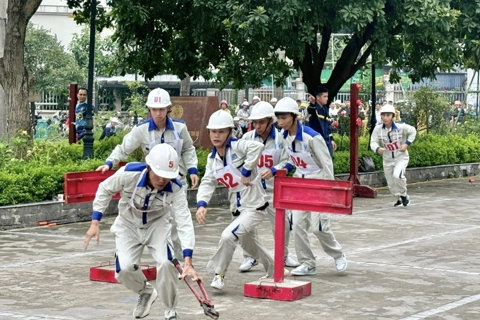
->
[69, 25, 116, 77]
[67, 0, 479, 99]
[25, 23, 86, 98]
[0, 0, 42, 140]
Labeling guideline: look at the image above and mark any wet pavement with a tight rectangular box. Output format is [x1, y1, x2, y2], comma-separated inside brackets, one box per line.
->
[1, 177, 480, 320]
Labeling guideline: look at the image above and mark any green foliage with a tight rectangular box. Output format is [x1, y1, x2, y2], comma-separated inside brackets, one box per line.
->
[66, 0, 480, 99]
[3, 131, 480, 205]
[69, 26, 117, 77]
[397, 87, 452, 134]
[122, 81, 150, 118]
[24, 23, 86, 96]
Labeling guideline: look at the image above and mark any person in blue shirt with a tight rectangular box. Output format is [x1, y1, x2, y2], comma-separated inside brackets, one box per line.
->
[307, 86, 336, 158]
[74, 88, 88, 141]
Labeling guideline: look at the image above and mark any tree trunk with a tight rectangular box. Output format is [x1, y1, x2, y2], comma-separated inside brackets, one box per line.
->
[0, 0, 7, 138]
[0, 0, 42, 141]
[300, 25, 375, 101]
[180, 73, 190, 96]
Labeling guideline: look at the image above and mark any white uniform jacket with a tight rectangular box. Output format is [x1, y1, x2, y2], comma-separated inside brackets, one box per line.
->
[370, 122, 417, 162]
[104, 117, 198, 177]
[92, 163, 195, 258]
[196, 138, 268, 213]
[282, 121, 334, 180]
[242, 125, 288, 195]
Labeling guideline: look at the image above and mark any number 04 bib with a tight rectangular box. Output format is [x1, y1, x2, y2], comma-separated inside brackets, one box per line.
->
[287, 150, 322, 175]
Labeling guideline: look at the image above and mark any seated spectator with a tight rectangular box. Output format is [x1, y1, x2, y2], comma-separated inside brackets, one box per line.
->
[99, 117, 120, 140]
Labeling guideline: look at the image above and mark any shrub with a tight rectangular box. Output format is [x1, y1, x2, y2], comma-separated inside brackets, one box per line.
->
[1, 133, 480, 206]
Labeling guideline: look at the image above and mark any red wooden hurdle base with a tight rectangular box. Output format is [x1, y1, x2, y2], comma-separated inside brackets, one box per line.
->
[90, 263, 157, 283]
[244, 279, 312, 301]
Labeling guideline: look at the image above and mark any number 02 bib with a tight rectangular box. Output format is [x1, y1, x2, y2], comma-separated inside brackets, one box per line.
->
[214, 164, 248, 193]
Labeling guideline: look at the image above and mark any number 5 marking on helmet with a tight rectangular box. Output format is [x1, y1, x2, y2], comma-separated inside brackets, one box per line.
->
[168, 160, 174, 168]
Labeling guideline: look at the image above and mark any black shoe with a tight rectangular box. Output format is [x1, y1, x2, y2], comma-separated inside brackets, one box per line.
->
[394, 199, 402, 207]
[401, 195, 410, 206]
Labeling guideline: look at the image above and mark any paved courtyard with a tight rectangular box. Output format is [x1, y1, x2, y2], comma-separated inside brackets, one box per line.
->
[1, 177, 480, 320]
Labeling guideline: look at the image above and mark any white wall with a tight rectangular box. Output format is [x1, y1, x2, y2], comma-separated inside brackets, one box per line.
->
[30, 0, 110, 49]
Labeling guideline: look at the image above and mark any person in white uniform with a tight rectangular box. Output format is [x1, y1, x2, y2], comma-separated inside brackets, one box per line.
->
[196, 110, 274, 291]
[274, 97, 347, 276]
[84, 144, 199, 320]
[95, 88, 198, 260]
[370, 104, 417, 206]
[239, 101, 300, 272]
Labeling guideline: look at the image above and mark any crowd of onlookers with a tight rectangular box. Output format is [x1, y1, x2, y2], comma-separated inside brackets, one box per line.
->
[219, 96, 479, 139]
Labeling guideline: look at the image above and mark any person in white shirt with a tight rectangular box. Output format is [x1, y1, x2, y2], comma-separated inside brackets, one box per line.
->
[84, 144, 199, 320]
[239, 101, 299, 271]
[232, 117, 243, 138]
[95, 88, 199, 261]
[236, 102, 250, 134]
[196, 110, 274, 291]
[274, 97, 347, 276]
[370, 104, 417, 206]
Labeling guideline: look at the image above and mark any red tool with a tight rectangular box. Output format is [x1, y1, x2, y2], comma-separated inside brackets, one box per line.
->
[171, 258, 219, 319]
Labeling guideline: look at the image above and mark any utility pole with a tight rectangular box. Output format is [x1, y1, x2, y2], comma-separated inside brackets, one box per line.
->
[83, 0, 96, 159]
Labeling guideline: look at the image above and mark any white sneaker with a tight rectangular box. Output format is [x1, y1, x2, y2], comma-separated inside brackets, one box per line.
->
[164, 309, 179, 320]
[284, 256, 300, 267]
[335, 253, 347, 272]
[133, 286, 157, 318]
[290, 264, 316, 276]
[210, 274, 225, 290]
[239, 257, 258, 272]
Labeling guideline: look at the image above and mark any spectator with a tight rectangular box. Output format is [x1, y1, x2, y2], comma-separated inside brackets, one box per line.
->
[452, 100, 465, 123]
[232, 117, 243, 138]
[74, 88, 88, 142]
[237, 101, 250, 134]
[99, 117, 120, 140]
[270, 97, 278, 108]
[219, 100, 231, 114]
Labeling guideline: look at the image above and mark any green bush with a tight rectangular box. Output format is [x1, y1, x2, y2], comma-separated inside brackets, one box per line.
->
[1, 133, 480, 206]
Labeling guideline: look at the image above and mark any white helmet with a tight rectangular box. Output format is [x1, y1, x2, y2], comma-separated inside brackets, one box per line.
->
[233, 116, 240, 121]
[274, 97, 300, 115]
[206, 110, 234, 129]
[380, 104, 395, 114]
[249, 101, 275, 120]
[145, 144, 179, 179]
[252, 96, 260, 102]
[146, 88, 171, 108]
[270, 97, 278, 103]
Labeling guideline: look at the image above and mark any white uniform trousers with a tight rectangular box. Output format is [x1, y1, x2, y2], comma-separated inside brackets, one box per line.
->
[383, 154, 409, 197]
[207, 209, 274, 276]
[111, 215, 179, 310]
[292, 210, 343, 268]
[243, 205, 292, 258]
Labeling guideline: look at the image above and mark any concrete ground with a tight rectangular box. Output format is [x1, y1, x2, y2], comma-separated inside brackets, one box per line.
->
[1, 177, 480, 320]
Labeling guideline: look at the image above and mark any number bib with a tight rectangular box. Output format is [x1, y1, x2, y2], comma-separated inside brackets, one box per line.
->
[258, 149, 281, 171]
[384, 141, 400, 151]
[214, 164, 248, 193]
[287, 150, 322, 175]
